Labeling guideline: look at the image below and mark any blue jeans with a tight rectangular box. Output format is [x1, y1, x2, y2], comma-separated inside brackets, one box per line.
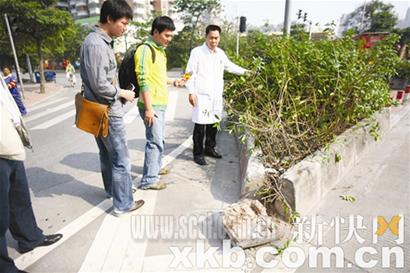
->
[10, 89, 27, 116]
[139, 108, 165, 187]
[95, 116, 133, 212]
[0, 159, 44, 273]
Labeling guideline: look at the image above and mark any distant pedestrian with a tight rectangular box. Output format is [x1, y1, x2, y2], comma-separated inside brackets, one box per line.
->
[65, 61, 76, 87]
[0, 75, 63, 273]
[185, 25, 250, 165]
[134, 16, 184, 190]
[2, 66, 27, 116]
[80, 0, 144, 216]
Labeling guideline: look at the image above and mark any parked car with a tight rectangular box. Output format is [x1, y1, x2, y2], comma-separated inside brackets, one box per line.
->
[34, 70, 56, 83]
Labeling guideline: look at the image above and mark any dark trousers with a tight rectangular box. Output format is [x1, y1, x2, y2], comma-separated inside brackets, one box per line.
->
[0, 159, 44, 273]
[193, 123, 217, 156]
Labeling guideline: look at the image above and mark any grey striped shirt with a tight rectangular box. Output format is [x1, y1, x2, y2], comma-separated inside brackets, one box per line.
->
[80, 26, 124, 117]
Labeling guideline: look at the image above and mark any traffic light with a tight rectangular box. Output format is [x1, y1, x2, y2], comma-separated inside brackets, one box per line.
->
[239, 16, 246, 33]
[297, 9, 302, 20]
[303, 12, 307, 22]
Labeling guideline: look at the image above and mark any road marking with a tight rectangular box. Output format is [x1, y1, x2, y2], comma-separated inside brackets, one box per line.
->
[124, 105, 140, 124]
[31, 109, 76, 130]
[79, 136, 193, 273]
[15, 199, 113, 270]
[16, 136, 193, 271]
[25, 101, 74, 122]
[165, 91, 178, 121]
[27, 97, 67, 112]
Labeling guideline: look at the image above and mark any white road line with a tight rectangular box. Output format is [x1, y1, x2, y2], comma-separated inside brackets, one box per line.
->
[124, 105, 140, 124]
[31, 109, 76, 130]
[79, 136, 193, 273]
[25, 101, 74, 123]
[27, 97, 67, 112]
[165, 91, 178, 121]
[15, 199, 113, 270]
[16, 136, 193, 271]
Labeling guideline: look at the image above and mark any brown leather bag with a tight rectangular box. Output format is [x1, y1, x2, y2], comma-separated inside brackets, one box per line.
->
[75, 92, 109, 137]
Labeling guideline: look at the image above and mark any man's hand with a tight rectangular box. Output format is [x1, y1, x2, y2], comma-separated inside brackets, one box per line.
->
[174, 78, 186, 87]
[188, 94, 197, 107]
[145, 108, 155, 127]
[119, 89, 135, 102]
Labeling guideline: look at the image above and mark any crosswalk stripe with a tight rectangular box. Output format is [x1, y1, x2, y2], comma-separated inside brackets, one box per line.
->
[165, 91, 178, 121]
[27, 97, 67, 112]
[78, 136, 193, 272]
[25, 101, 74, 122]
[124, 105, 140, 124]
[15, 199, 113, 271]
[31, 109, 76, 130]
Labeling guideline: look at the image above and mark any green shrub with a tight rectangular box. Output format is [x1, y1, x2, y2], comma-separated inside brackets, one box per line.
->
[395, 60, 410, 80]
[224, 32, 400, 171]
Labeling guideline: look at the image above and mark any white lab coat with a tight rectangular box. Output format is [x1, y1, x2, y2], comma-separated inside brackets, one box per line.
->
[0, 75, 25, 161]
[185, 43, 246, 124]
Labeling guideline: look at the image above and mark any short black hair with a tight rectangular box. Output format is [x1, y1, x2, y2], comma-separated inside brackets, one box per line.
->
[151, 16, 175, 35]
[206, 25, 222, 35]
[100, 0, 133, 23]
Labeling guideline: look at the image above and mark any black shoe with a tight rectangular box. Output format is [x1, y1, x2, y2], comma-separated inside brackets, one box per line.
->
[19, 234, 63, 254]
[194, 156, 207, 165]
[204, 148, 222, 158]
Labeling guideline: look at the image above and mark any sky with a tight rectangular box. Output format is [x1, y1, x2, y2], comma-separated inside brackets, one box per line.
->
[221, 0, 410, 29]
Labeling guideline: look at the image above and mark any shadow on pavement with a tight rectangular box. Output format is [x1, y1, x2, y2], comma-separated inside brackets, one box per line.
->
[60, 152, 100, 173]
[26, 167, 106, 206]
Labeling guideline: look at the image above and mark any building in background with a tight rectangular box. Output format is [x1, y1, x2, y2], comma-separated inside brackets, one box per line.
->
[57, 0, 181, 54]
[397, 7, 410, 29]
[63, 0, 176, 21]
[56, 0, 70, 11]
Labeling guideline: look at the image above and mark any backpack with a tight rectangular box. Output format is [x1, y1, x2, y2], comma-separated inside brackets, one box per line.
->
[118, 43, 156, 98]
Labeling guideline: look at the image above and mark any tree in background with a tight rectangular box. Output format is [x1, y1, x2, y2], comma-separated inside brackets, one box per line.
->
[167, 0, 221, 68]
[174, 0, 221, 52]
[290, 23, 308, 40]
[342, 0, 398, 33]
[59, 24, 90, 64]
[0, 0, 75, 93]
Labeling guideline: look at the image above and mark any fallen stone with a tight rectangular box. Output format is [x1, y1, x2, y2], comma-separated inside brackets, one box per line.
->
[223, 199, 292, 249]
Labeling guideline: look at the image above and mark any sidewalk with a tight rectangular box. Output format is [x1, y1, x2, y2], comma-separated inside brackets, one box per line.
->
[292, 103, 410, 272]
[21, 82, 65, 108]
[76, 130, 242, 272]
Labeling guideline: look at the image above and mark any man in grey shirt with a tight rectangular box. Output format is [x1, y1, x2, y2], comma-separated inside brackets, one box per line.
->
[80, 0, 144, 216]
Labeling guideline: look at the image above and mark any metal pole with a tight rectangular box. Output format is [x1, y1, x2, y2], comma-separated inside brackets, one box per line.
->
[4, 13, 25, 98]
[308, 21, 312, 40]
[359, 0, 367, 33]
[235, 5, 239, 56]
[283, 0, 291, 36]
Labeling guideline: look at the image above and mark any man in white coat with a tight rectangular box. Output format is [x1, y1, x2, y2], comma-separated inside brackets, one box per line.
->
[185, 25, 249, 165]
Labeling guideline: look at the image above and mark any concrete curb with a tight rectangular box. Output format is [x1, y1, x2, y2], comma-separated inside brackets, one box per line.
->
[238, 107, 393, 216]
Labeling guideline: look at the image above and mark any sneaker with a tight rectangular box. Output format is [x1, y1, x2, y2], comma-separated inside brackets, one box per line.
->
[159, 168, 170, 175]
[139, 181, 167, 190]
[132, 184, 137, 193]
[113, 200, 145, 217]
